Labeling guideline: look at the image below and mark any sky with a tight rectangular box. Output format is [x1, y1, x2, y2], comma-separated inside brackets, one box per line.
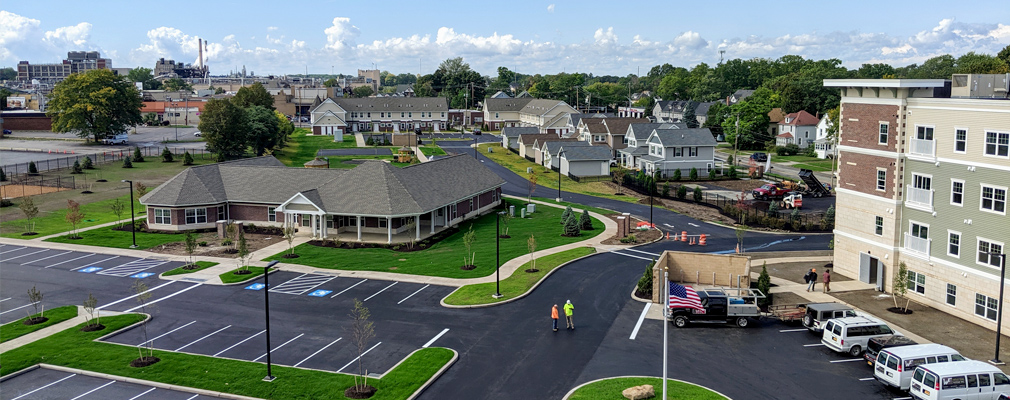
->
[2, 0, 1009, 77]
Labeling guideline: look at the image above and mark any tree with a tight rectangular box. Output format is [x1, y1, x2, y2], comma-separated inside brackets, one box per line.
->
[183, 151, 194, 166]
[27, 285, 44, 322]
[48, 70, 143, 142]
[199, 98, 249, 161]
[563, 213, 581, 237]
[348, 299, 376, 395]
[579, 209, 593, 230]
[636, 259, 655, 298]
[689, 167, 699, 181]
[527, 235, 538, 272]
[83, 293, 100, 328]
[352, 86, 374, 98]
[0, 168, 5, 182]
[162, 78, 193, 92]
[693, 186, 703, 202]
[822, 205, 835, 230]
[672, 169, 681, 181]
[72, 160, 83, 174]
[999, 44, 1010, 69]
[275, 110, 294, 148]
[246, 106, 282, 156]
[613, 168, 627, 195]
[237, 229, 250, 272]
[142, 112, 159, 126]
[955, 52, 1010, 74]
[560, 206, 573, 224]
[500, 211, 513, 237]
[131, 280, 155, 363]
[527, 170, 538, 205]
[462, 224, 476, 268]
[232, 82, 275, 110]
[324, 78, 339, 87]
[284, 226, 297, 256]
[683, 101, 699, 128]
[735, 225, 746, 252]
[126, 67, 161, 90]
[676, 185, 687, 200]
[184, 233, 197, 267]
[28, 161, 38, 174]
[768, 200, 779, 218]
[136, 182, 149, 198]
[65, 199, 85, 238]
[82, 156, 94, 169]
[161, 147, 174, 162]
[133, 146, 145, 162]
[893, 262, 910, 312]
[225, 224, 237, 250]
[123, 156, 133, 168]
[757, 263, 772, 307]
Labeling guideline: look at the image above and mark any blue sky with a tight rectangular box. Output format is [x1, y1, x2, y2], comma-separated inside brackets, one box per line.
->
[2, 0, 1009, 76]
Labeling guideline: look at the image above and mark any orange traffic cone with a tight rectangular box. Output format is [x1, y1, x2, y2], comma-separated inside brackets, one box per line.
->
[699, 234, 707, 246]
[666, 232, 670, 240]
[681, 231, 687, 242]
[735, 243, 740, 253]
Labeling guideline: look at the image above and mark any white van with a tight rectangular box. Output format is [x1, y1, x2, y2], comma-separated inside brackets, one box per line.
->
[874, 344, 967, 390]
[821, 316, 900, 357]
[103, 132, 129, 145]
[909, 360, 1010, 400]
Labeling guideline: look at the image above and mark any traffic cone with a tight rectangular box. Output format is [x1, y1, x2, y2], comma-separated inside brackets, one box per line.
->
[666, 232, 670, 240]
[699, 234, 707, 246]
[735, 243, 740, 253]
[681, 231, 687, 242]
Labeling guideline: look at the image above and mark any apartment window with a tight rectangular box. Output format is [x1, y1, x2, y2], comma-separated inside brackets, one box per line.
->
[379, 218, 387, 228]
[876, 169, 886, 191]
[980, 185, 1007, 214]
[874, 216, 883, 235]
[153, 209, 171, 224]
[268, 207, 276, 222]
[689, 147, 698, 157]
[325, 215, 334, 228]
[910, 222, 929, 240]
[951, 180, 964, 206]
[302, 214, 311, 227]
[495, 112, 499, 119]
[916, 126, 934, 141]
[185, 208, 207, 224]
[946, 284, 957, 306]
[400, 112, 404, 118]
[948, 231, 961, 257]
[907, 271, 925, 295]
[912, 174, 932, 191]
[976, 293, 998, 321]
[674, 147, 683, 157]
[442, 112, 445, 118]
[978, 239, 1004, 268]
[878, 123, 889, 144]
[954, 129, 967, 153]
[985, 131, 1009, 157]
[367, 112, 370, 118]
[408, 112, 412, 118]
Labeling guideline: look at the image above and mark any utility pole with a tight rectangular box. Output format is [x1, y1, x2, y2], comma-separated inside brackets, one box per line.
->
[732, 114, 741, 166]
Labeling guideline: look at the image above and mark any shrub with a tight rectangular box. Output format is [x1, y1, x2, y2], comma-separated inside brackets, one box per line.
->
[161, 147, 174, 162]
[620, 234, 637, 243]
[727, 166, 737, 179]
[768, 201, 779, 217]
[757, 262, 772, 307]
[198, 241, 208, 247]
[579, 209, 593, 230]
[132, 146, 145, 162]
[636, 259, 655, 298]
[563, 213, 581, 237]
[0, 199, 12, 207]
[0, 167, 5, 182]
[122, 156, 133, 168]
[71, 160, 83, 174]
[693, 186, 703, 202]
[822, 205, 835, 230]
[661, 183, 670, 198]
[82, 156, 94, 169]
[560, 205, 573, 225]
[221, 239, 233, 246]
[183, 151, 194, 166]
[689, 167, 699, 181]
[676, 185, 687, 200]
[672, 169, 681, 181]
[28, 161, 38, 174]
[708, 169, 717, 180]
[366, 137, 374, 145]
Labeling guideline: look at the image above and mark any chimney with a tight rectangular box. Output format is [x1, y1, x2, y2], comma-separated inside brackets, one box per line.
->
[198, 37, 204, 68]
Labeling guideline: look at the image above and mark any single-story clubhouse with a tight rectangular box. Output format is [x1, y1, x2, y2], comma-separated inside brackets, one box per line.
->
[139, 155, 505, 243]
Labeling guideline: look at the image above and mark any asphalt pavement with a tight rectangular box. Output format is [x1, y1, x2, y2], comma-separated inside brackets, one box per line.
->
[0, 367, 211, 400]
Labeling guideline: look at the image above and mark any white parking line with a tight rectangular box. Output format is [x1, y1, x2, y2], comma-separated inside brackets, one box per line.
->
[99, 259, 170, 277]
[803, 343, 825, 347]
[893, 397, 912, 400]
[123, 283, 203, 313]
[779, 328, 808, 332]
[294, 338, 343, 367]
[175, 325, 232, 352]
[214, 330, 265, 357]
[3, 249, 50, 262]
[830, 358, 865, 363]
[609, 251, 654, 261]
[0, 297, 10, 303]
[29, 251, 72, 264]
[269, 274, 335, 295]
[253, 333, 304, 362]
[625, 248, 661, 257]
[97, 281, 175, 310]
[397, 284, 430, 304]
[45, 253, 96, 268]
[423, 329, 450, 348]
[363, 282, 398, 301]
[128, 387, 157, 400]
[629, 303, 651, 340]
[331, 279, 368, 298]
[138, 321, 196, 346]
[0, 302, 36, 315]
[186, 395, 199, 400]
[70, 380, 116, 400]
[70, 255, 120, 271]
[0, 246, 26, 255]
[859, 377, 876, 381]
[10, 373, 78, 400]
[337, 342, 382, 372]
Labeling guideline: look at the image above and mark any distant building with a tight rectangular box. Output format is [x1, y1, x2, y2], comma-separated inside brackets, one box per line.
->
[17, 51, 111, 84]
[153, 58, 208, 79]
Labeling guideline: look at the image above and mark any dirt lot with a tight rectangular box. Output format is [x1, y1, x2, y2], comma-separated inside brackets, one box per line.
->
[603, 181, 738, 225]
[144, 231, 286, 258]
[701, 178, 770, 193]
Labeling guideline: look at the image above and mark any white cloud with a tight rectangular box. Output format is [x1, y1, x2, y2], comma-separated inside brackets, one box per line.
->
[547, 4, 555, 13]
[43, 22, 92, 48]
[593, 27, 618, 45]
[267, 26, 279, 32]
[324, 17, 359, 52]
[0, 11, 41, 59]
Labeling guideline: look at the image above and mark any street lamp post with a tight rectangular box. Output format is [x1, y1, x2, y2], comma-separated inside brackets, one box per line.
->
[991, 253, 1008, 365]
[649, 176, 654, 228]
[263, 260, 280, 381]
[170, 100, 179, 142]
[121, 180, 137, 248]
[493, 211, 504, 298]
[662, 266, 669, 399]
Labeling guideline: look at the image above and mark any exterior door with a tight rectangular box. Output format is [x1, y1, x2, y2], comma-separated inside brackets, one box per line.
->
[858, 253, 883, 291]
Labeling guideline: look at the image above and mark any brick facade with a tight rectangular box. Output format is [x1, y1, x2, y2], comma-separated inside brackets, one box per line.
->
[229, 204, 268, 222]
[1, 113, 53, 131]
[839, 103, 899, 152]
[837, 152, 898, 198]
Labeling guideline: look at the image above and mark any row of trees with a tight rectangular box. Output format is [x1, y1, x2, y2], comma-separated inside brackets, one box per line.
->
[198, 82, 295, 160]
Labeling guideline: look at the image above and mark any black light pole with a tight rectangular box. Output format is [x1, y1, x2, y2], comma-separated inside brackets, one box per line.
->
[649, 176, 654, 228]
[991, 253, 1008, 365]
[474, 135, 477, 159]
[263, 260, 280, 381]
[121, 180, 137, 248]
[556, 150, 564, 202]
[493, 211, 504, 298]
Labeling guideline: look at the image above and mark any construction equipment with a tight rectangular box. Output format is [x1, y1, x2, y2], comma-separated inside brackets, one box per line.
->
[782, 192, 803, 209]
[797, 169, 832, 198]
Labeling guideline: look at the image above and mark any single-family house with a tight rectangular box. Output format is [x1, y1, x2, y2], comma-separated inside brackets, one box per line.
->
[483, 98, 532, 130]
[694, 102, 715, 126]
[617, 123, 682, 169]
[489, 91, 511, 99]
[309, 97, 450, 139]
[600, 118, 649, 157]
[775, 110, 819, 148]
[538, 139, 588, 168]
[767, 107, 786, 137]
[725, 89, 755, 105]
[813, 114, 836, 159]
[501, 126, 538, 152]
[139, 155, 505, 244]
[637, 128, 717, 178]
[517, 133, 557, 160]
[652, 100, 691, 123]
[559, 145, 614, 177]
[518, 99, 577, 136]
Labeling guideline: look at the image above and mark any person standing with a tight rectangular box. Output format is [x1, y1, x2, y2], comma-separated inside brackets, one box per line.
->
[823, 269, 832, 293]
[564, 300, 575, 330]
[805, 268, 817, 292]
[551, 304, 559, 332]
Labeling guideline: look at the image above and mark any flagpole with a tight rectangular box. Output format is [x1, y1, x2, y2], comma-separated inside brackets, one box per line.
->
[663, 267, 668, 399]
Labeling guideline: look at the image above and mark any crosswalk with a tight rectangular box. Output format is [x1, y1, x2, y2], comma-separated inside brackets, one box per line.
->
[269, 274, 335, 295]
[97, 259, 171, 277]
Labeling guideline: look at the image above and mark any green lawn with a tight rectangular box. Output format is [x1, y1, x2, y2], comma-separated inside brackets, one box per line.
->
[265, 199, 604, 279]
[327, 155, 411, 169]
[0, 314, 455, 400]
[219, 266, 272, 284]
[0, 305, 78, 343]
[273, 128, 358, 167]
[482, 144, 635, 204]
[419, 145, 446, 156]
[568, 377, 727, 400]
[46, 227, 187, 250]
[443, 247, 595, 306]
[162, 261, 219, 276]
[529, 197, 617, 217]
[2, 195, 143, 239]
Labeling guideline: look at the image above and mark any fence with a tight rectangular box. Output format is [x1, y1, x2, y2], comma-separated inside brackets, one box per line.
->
[0, 147, 215, 175]
[0, 173, 76, 198]
[568, 174, 612, 183]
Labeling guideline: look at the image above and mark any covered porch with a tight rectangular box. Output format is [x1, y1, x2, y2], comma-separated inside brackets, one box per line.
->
[277, 194, 462, 244]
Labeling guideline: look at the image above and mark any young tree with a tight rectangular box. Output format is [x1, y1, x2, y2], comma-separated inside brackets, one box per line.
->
[47, 69, 143, 142]
[122, 155, 133, 168]
[735, 225, 746, 253]
[527, 170, 538, 205]
[83, 293, 100, 328]
[893, 262, 910, 311]
[65, 199, 85, 238]
[693, 186, 703, 202]
[613, 168, 626, 195]
[822, 205, 835, 230]
[27, 285, 44, 322]
[28, 161, 38, 174]
[185, 233, 197, 267]
[672, 169, 681, 181]
[71, 160, 83, 174]
[662, 183, 670, 198]
[110, 198, 126, 227]
[462, 224, 476, 268]
[131, 280, 155, 362]
[225, 224, 237, 250]
[728, 165, 738, 179]
[161, 147, 174, 162]
[182, 151, 195, 166]
[560, 205, 573, 224]
[527, 235, 538, 272]
[283, 226, 297, 256]
[237, 229, 250, 271]
[82, 156, 94, 169]
[579, 209, 593, 230]
[768, 200, 780, 218]
[199, 98, 249, 161]
[133, 146, 145, 162]
[135, 182, 149, 198]
[676, 185, 688, 200]
[500, 211, 513, 238]
[563, 213, 581, 237]
[636, 259, 655, 298]
[348, 299, 376, 394]
[19, 196, 39, 234]
[689, 167, 699, 181]
[757, 263, 772, 307]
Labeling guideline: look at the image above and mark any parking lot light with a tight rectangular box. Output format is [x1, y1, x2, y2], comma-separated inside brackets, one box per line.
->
[493, 211, 504, 299]
[121, 180, 137, 248]
[263, 260, 280, 381]
[990, 253, 1007, 366]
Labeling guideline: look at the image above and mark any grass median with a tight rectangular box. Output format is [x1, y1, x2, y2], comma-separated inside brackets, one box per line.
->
[162, 261, 219, 276]
[0, 305, 78, 343]
[45, 227, 186, 250]
[443, 247, 596, 306]
[264, 199, 603, 279]
[219, 266, 272, 284]
[2, 195, 143, 239]
[568, 377, 727, 400]
[0, 314, 455, 400]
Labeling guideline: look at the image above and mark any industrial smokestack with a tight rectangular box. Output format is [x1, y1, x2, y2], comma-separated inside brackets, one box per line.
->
[198, 37, 204, 68]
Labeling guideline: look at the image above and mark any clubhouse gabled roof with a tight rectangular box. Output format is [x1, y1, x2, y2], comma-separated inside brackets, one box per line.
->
[141, 155, 505, 216]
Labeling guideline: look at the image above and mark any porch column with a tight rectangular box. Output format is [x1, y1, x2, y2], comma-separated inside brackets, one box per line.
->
[357, 215, 362, 241]
[430, 210, 436, 234]
[387, 217, 392, 244]
[415, 215, 421, 240]
[311, 214, 318, 239]
[321, 216, 327, 237]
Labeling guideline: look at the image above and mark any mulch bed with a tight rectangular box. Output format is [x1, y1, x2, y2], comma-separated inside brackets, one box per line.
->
[21, 232, 38, 236]
[634, 290, 651, 300]
[181, 263, 202, 270]
[80, 323, 105, 332]
[460, 264, 476, 270]
[130, 356, 161, 368]
[23, 316, 49, 325]
[887, 307, 914, 315]
[233, 270, 252, 275]
[281, 253, 300, 259]
[524, 268, 540, 273]
[344, 385, 377, 399]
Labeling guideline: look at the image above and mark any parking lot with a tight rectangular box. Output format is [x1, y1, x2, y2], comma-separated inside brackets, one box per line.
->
[0, 367, 210, 400]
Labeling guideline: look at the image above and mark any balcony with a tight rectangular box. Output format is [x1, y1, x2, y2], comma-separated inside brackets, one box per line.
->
[905, 185, 934, 210]
[904, 233, 931, 256]
[909, 138, 935, 157]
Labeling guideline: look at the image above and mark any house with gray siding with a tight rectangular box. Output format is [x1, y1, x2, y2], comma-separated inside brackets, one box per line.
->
[501, 126, 538, 152]
[617, 123, 683, 169]
[559, 145, 613, 177]
[541, 140, 592, 169]
[637, 128, 717, 177]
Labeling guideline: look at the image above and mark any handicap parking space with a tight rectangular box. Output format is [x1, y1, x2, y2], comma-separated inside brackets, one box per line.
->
[0, 245, 181, 278]
[0, 366, 209, 400]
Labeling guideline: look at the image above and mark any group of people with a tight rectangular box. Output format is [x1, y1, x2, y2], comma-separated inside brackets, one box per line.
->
[804, 263, 833, 293]
[550, 300, 575, 331]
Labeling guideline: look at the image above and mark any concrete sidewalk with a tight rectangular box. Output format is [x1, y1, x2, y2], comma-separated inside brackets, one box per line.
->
[0, 307, 127, 353]
[354, 133, 366, 147]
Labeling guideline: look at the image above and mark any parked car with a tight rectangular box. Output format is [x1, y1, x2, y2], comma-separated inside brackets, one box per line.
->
[669, 288, 765, 328]
[193, 131, 202, 137]
[821, 316, 900, 357]
[803, 302, 857, 333]
[874, 344, 965, 390]
[864, 334, 918, 364]
[2, 129, 11, 135]
[752, 183, 791, 200]
[473, 128, 482, 135]
[909, 360, 1010, 400]
[750, 152, 768, 162]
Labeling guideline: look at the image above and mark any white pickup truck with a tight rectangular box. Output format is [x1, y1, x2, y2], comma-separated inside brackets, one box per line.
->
[102, 133, 129, 145]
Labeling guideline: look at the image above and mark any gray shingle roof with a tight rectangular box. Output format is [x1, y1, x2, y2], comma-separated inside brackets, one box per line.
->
[619, 146, 649, 156]
[561, 145, 613, 161]
[695, 101, 715, 117]
[543, 140, 591, 156]
[627, 123, 679, 139]
[518, 133, 556, 145]
[331, 97, 448, 111]
[502, 126, 539, 138]
[484, 98, 533, 112]
[652, 128, 717, 147]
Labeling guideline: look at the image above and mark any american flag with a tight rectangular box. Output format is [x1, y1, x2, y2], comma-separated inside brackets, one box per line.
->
[669, 282, 705, 313]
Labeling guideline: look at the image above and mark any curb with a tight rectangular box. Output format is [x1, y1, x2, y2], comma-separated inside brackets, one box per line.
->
[405, 348, 459, 400]
[561, 375, 732, 400]
[219, 267, 280, 286]
[440, 247, 599, 309]
[630, 287, 651, 304]
[38, 364, 264, 400]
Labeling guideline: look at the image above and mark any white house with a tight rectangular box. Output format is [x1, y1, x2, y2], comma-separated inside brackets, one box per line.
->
[559, 145, 613, 177]
[541, 140, 592, 169]
[813, 114, 836, 159]
[616, 123, 682, 169]
[774, 110, 819, 148]
[637, 128, 717, 178]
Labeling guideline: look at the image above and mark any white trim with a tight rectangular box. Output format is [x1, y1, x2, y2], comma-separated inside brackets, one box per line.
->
[979, 183, 1008, 216]
[834, 229, 898, 251]
[907, 270, 926, 296]
[835, 187, 900, 204]
[950, 179, 965, 207]
[878, 122, 889, 145]
[874, 215, 884, 236]
[982, 130, 1010, 160]
[945, 283, 957, 307]
[837, 145, 900, 159]
[953, 127, 968, 154]
[907, 105, 1010, 114]
[839, 96, 906, 106]
[975, 292, 999, 322]
[946, 230, 962, 259]
[934, 156, 1010, 173]
[827, 79, 947, 88]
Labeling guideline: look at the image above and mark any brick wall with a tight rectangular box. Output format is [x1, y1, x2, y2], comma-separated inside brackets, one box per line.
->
[839, 103, 899, 152]
[1, 114, 52, 131]
[229, 204, 267, 222]
[837, 152, 898, 198]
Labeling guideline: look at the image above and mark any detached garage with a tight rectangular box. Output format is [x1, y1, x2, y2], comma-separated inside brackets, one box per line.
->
[559, 145, 612, 177]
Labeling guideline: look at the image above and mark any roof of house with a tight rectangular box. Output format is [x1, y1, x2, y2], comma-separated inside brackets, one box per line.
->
[729, 90, 755, 103]
[651, 128, 717, 147]
[560, 145, 613, 161]
[141, 155, 504, 216]
[502, 126, 539, 138]
[601, 118, 649, 136]
[768, 108, 786, 123]
[518, 133, 557, 145]
[584, 119, 608, 134]
[627, 123, 680, 138]
[777, 132, 794, 138]
[515, 91, 532, 98]
[654, 100, 692, 113]
[328, 96, 449, 111]
[780, 110, 819, 126]
[484, 98, 534, 112]
[543, 140, 591, 156]
[568, 113, 584, 127]
[618, 146, 649, 156]
[695, 101, 715, 117]
[520, 99, 570, 116]
[489, 91, 511, 98]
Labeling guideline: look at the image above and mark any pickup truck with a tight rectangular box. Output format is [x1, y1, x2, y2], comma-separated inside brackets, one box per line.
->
[669, 288, 765, 328]
[752, 183, 790, 200]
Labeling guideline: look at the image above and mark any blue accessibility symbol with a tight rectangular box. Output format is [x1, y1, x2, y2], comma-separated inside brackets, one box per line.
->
[245, 283, 266, 290]
[79, 266, 103, 273]
[308, 290, 332, 297]
[130, 272, 156, 279]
